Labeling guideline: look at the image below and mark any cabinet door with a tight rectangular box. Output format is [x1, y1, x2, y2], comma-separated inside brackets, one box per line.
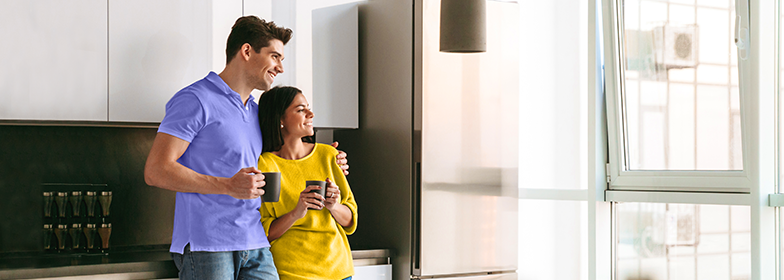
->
[312, 3, 359, 128]
[270, 0, 359, 129]
[0, 0, 108, 121]
[354, 264, 392, 280]
[108, 0, 216, 122]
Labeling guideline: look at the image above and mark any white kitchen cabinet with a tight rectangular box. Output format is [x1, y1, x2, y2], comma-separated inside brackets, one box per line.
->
[0, 0, 108, 121]
[270, 0, 360, 129]
[108, 0, 242, 122]
[0, 0, 357, 124]
[354, 264, 392, 280]
[311, 2, 359, 128]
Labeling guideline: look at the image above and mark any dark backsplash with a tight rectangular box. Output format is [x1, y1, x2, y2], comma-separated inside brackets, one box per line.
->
[0, 125, 175, 254]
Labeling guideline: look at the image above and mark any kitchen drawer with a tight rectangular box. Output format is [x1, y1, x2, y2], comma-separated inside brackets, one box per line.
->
[354, 264, 392, 280]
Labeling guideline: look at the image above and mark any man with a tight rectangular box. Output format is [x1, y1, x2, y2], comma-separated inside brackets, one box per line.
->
[144, 16, 348, 279]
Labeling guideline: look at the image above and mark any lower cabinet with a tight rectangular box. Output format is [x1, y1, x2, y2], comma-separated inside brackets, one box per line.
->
[29, 264, 391, 280]
[27, 272, 175, 280]
[354, 264, 393, 280]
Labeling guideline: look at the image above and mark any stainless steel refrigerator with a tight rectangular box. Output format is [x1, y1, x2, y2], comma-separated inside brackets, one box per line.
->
[334, 0, 519, 279]
[411, 1, 519, 279]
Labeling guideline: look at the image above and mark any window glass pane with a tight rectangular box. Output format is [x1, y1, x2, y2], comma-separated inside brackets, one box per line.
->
[622, 0, 742, 170]
[616, 203, 750, 280]
[520, 200, 587, 279]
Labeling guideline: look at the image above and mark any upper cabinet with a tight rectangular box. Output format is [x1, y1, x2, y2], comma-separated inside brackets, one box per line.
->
[0, 0, 357, 126]
[0, 0, 108, 121]
[311, 3, 359, 129]
[269, 0, 360, 129]
[108, 0, 237, 122]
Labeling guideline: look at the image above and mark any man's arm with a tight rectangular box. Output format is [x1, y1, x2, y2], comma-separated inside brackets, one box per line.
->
[144, 132, 266, 199]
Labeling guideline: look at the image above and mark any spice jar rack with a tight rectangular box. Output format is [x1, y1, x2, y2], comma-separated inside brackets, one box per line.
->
[42, 183, 113, 255]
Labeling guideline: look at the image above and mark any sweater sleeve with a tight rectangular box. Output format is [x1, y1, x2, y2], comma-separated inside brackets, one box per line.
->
[327, 146, 358, 235]
[258, 153, 279, 237]
[260, 201, 276, 237]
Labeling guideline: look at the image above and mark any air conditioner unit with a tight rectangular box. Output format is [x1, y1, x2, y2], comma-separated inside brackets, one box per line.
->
[664, 204, 700, 247]
[652, 24, 699, 69]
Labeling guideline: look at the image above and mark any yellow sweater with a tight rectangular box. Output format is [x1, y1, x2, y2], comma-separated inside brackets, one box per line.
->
[259, 143, 358, 280]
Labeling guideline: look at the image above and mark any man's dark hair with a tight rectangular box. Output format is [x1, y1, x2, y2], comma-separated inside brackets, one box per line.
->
[258, 86, 314, 153]
[225, 16, 292, 64]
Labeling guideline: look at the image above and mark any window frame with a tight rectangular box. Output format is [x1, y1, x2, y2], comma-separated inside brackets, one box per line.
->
[602, 0, 778, 278]
[603, 0, 755, 193]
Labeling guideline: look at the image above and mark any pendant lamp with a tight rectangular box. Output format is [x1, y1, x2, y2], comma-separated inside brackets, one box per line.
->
[439, 0, 486, 53]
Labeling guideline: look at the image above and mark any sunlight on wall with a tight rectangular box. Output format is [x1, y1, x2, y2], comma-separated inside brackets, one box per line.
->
[516, 0, 590, 279]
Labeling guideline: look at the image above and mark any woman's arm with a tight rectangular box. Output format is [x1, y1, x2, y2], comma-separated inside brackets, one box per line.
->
[267, 185, 325, 241]
[324, 178, 354, 227]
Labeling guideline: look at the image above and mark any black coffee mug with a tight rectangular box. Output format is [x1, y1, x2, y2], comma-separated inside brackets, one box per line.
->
[305, 180, 326, 209]
[262, 172, 281, 203]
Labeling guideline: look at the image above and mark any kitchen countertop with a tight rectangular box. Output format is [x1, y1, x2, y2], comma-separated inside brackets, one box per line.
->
[0, 248, 390, 280]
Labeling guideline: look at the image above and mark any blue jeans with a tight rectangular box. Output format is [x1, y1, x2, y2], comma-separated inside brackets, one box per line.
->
[171, 244, 279, 280]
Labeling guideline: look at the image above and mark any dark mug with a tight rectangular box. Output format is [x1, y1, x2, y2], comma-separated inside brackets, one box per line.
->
[305, 180, 326, 209]
[261, 172, 281, 203]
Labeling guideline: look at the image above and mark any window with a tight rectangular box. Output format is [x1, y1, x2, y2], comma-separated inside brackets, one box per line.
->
[603, 0, 778, 278]
[604, 0, 753, 192]
[616, 202, 750, 279]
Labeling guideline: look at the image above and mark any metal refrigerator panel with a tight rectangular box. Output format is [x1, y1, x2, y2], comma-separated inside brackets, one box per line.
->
[418, 181, 518, 276]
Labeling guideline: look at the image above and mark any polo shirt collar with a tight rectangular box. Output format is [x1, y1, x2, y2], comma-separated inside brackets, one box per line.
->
[205, 71, 256, 105]
[205, 72, 236, 96]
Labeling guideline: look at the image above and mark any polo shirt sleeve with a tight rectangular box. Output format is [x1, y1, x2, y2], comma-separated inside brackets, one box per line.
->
[157, 92, 206, 143]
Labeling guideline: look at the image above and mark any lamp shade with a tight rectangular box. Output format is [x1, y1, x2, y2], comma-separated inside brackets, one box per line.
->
[439, 0, 486, 53]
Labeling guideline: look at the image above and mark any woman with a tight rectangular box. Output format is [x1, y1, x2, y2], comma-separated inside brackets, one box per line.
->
[257, 86, 357, 280]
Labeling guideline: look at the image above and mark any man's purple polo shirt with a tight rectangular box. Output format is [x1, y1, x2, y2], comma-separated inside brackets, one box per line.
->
[158, 72, 269, 254]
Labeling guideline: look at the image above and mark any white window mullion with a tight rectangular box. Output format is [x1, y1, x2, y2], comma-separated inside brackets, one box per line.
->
[611, 171, 752, 192]
[747, 0, 778, 278]
[606, 190, 752, 205]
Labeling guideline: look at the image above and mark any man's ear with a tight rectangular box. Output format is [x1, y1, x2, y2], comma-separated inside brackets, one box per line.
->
[241, 43, 253, 61]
